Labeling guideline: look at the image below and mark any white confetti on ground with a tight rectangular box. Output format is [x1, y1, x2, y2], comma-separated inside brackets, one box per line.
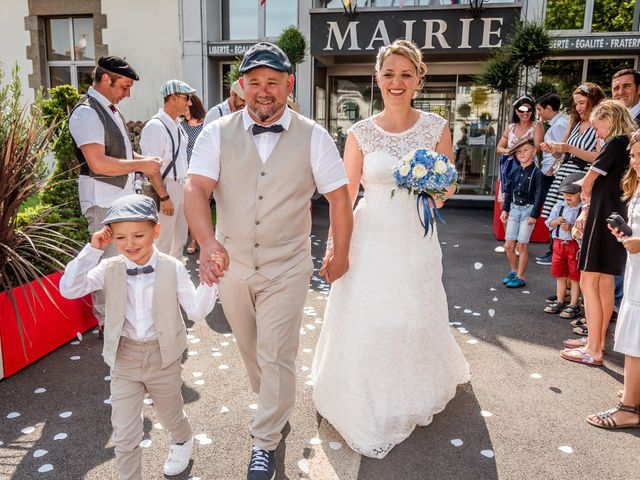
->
[92, 329, 99, 334]
[192, 372, 203, 378]
[488, 309, 496, 317]
[59, 412, 72, 418]
[70, 341, 80, 346]
[194, 433, 209, 441]
[298, 459, 310, 474]
[154, 423, 163, 430]
[472, 312, 481, 317]
[522, 291, 530, 294]
[104, 376, 111, 381]
[187, 334, 195, 340]
[33, 449, 47, 458]
[450, 439, 463, 447]
[249, 404, 258, 410]
[53, 433, 67, 440]
[300, 366, 310, 372]
[194, 380, 205, 386]
[188, 351, 198, 356]
[309, 437, 322, 445]
[463, 309, 472, 314]
[302, 348, 312, 353]
[449, 321, 461, 326]
[220, 406, 230, 414]
[474, 262, 483, 270]
[490, 287, 497, 291]
[480, 411, 493, 417]
[70, 356, 81, 361]
[454, 305, 461, 309]
[306, 324, 316, 331]
[211, 347, 220, 352]
[223, 333, 233, 338]
[220, 342, 230, 347]
[21, 427, 35, 435]
[212, 352, 223, 357]
[457, 328, 469, 334]
[189, 338, 201, 344]
[139, 439, 152, 448]
[493, 297, 499, 302]
[76, 332, 83, 341]
[530, 373, 542, 379]
[143, 398, 153, 405]
[34, 388, 46, 394]
[558, 446, 573, 454]
[305, 380, 315, 386]
[454, 244, 459, 248]
[467, 339, 478, 344]
[218, 364, 229, 370]
[195, 434, 212, 445]
[38, 464, 53, 473]
[329, 442, 342, 450]
[480, 450, 495, 458]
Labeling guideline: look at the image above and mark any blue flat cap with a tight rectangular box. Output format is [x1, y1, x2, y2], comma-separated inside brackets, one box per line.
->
[98, 56, 139, 81]
[239, 42, 291, 74]
[161, 79, 197, 98]
[102, 194, 158, 225]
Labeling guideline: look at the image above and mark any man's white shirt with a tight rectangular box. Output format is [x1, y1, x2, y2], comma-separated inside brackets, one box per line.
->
[69, 87, 134, 213]
[203, 99, 232, 127]
[541, 112, 569, 174]
[139, 109, 188, 181]
[189, 108, 347, 195]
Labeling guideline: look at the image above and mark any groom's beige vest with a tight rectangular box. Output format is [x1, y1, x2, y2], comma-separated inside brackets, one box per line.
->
[101, 253, 187, 369]
[215, 111, 316, 280]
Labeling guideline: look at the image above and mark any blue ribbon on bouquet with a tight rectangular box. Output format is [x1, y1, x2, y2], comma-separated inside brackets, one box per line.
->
[416, 193, 446, 237]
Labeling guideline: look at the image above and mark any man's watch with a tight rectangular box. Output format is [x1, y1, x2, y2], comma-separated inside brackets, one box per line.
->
[159, 194, 171, 202]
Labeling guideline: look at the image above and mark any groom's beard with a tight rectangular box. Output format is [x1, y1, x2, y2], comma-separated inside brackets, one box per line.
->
[248, 96, 285, 123]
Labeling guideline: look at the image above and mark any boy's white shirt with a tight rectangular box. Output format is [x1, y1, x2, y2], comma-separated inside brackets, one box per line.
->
[60, 244, 217, 341]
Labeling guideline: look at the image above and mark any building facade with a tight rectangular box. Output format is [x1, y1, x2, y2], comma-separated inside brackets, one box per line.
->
[2, 0, 639, 199]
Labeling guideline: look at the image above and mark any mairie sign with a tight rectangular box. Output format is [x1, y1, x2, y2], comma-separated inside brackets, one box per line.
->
[310, 7, 520, 55]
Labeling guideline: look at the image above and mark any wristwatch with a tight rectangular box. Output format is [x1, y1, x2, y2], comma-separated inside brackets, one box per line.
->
[159, 194, 170, 202]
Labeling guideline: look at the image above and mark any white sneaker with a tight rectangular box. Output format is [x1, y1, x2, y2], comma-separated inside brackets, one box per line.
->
[163, 437, 193, 476]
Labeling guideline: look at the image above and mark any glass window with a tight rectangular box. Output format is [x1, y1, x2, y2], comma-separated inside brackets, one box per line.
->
[329, 76, 372, 155]
[45, 17, 94, 92]
[591, 0, 635, 33]
[545, 0, 586, 30]
[586, 59, 636, 96]
[266, 0, 297, 38]
[540, 59, 584, 110]
[223, 0, 258, 40]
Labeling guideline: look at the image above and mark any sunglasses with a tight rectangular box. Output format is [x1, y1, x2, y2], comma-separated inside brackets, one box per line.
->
[175, 94, 192, 101]
[576, 85, 590, 94]
[516, 107, 533, 113]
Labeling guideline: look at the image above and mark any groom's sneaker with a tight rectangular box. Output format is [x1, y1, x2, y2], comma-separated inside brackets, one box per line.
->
[247, 447, 275, 480]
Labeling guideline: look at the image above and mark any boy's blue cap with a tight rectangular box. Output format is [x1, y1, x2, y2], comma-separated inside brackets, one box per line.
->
[102, 194, 158, 225]
[239, 42, 291, 74]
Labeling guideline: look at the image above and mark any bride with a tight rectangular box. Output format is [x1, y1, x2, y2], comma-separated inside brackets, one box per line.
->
[312, 39, 470, 459]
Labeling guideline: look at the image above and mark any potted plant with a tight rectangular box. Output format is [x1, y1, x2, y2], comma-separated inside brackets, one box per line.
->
[0, 66, 94, 379]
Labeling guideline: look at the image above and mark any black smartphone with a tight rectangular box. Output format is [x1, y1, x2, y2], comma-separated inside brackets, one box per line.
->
[606, 212, 633, 237]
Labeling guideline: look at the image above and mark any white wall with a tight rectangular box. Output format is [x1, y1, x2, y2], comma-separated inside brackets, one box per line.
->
[102, 0, 183, 121]
[0, 0, 33, 104]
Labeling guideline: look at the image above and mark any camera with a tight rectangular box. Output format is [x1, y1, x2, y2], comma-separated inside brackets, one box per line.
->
[606, 212, 633, 237]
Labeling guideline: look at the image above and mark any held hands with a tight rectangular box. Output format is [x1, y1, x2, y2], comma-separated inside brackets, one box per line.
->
[198, 240, 229, 286]
[575, 211, 587, 232]
[320, 245, 349, 284]
[140, 157, 163, 176]
[91, 226, 113, 251]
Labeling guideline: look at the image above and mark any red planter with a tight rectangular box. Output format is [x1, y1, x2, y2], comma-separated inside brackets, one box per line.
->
[0, 272, 96, 378]
[492, 180, 550, 243]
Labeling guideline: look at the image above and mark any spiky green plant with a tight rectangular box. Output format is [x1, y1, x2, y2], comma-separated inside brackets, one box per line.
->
[0, 64, 83, 351]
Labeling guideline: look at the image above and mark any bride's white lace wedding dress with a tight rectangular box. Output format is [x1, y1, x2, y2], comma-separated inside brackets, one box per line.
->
[311, 111, 470, 459]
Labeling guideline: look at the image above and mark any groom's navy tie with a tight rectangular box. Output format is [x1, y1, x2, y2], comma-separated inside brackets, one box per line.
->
[252, 124, 285, 136]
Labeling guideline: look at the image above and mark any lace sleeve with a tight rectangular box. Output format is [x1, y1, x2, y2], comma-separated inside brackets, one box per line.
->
[348, 119, 373, 156]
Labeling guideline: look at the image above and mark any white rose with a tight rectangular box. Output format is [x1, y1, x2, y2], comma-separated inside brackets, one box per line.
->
[399, 164, 411, 176]
[412, 164, 427, 179]
[401, 150, 416, 166]
[434, 160, 448, 174]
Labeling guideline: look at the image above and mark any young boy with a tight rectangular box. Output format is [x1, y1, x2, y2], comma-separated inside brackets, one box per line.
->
[500, 137, 543, 288]
[60, 194, 224, 479]
[543, 172, 583, 319]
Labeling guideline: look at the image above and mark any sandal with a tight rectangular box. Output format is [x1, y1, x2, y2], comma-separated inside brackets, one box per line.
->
[560, 348, 603, 366]
[559, 305, 580, 319]
[587, 402, 640, 429]
[570, 317, 586, 328]
[544, 301, 565, 314]
[573, 324, 588, 336]
[546, 293, 571, 304]
[563, 337, 587, 349]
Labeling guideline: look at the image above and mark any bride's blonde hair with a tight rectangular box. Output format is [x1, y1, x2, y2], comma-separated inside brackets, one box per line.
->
[621, 130, 640, 202]
[375, 39, 427, 96]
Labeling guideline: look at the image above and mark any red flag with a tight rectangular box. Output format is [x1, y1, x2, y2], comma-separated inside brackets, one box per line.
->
[260, 0, 266, 6]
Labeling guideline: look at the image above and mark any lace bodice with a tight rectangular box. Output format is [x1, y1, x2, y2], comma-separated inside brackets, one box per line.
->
[349, 112, 447, 189]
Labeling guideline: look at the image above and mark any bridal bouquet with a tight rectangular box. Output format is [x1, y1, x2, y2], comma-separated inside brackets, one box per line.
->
[391, 149, 458, 236]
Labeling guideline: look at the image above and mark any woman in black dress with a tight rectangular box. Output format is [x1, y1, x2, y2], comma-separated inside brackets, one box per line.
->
[562, 100, 637, 366]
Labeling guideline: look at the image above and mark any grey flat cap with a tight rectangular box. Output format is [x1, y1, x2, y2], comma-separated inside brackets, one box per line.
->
[239, 42, 291, 74]
[102, 194, 158, 225]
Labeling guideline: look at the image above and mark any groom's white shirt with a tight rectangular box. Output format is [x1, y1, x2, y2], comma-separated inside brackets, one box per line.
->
[188, 108, 347, 194]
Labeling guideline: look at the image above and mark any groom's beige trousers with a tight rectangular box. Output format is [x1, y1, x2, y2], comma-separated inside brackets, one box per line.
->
[218, 257, 313, 450]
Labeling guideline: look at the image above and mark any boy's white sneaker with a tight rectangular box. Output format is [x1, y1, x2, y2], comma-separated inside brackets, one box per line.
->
[163, 437, 193, 476]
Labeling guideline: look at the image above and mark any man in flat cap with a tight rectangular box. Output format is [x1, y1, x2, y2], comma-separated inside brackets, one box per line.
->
[185, 42, 353, 479]
[70, 55, 163, 335]
[139, 80, 196, 259]
[203, 79, 246, 126]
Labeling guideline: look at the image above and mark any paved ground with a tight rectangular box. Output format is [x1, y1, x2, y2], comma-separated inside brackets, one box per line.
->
[1, 204, 639, 480]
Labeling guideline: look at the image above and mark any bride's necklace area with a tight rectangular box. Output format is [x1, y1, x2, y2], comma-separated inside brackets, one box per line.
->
[374, 110, 420, 133]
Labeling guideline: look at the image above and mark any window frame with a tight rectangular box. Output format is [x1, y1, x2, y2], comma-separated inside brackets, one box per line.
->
[221, 0, 298, 41]
[544, 0, 640, 34]
[44, 15, 95, 92]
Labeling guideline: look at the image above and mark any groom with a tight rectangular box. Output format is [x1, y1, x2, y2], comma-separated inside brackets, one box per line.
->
[184, 42, 353, 479]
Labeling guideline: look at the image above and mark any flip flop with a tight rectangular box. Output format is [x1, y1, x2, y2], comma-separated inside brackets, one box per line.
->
[560, 349, 603, 366]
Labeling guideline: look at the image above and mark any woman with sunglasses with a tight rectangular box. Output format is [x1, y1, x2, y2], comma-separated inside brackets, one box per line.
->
[541, 83, 606, 220]
[495, 96, 544, 252]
